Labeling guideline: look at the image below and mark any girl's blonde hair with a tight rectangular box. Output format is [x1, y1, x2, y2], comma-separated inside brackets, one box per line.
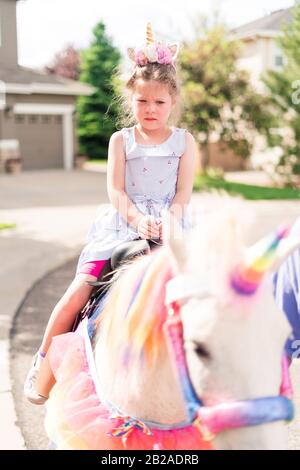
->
[113, 62, 182, 129]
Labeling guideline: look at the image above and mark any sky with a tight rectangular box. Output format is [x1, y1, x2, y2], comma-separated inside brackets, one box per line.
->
[16, 0, 295, 69]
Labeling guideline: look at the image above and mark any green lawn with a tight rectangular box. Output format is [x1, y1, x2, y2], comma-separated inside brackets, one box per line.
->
[87, 159, 107, 165]
[193, 174, 300, 200]
[86, 161, 300, 200]
[0, 223, 16, 230]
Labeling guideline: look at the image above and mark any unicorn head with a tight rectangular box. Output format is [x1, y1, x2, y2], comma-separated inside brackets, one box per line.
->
[164, 200, 296, 449]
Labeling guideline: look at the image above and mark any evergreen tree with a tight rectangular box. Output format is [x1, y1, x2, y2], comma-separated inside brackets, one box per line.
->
[263, 4, 300, 187]
[180, 25, 277, 170]
[77, 22, 121, 159]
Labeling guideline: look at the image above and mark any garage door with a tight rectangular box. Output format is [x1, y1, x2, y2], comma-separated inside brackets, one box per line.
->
[15, 113, 64, 170]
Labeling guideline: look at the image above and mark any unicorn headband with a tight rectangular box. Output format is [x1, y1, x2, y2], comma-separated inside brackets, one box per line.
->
[127, 23, 180, 67]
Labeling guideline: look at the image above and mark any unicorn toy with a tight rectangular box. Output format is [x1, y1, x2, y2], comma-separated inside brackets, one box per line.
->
[44, 199, 299, 450]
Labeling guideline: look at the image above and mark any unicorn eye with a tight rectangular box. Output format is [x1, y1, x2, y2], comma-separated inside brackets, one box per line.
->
[193, 341, 211, 360]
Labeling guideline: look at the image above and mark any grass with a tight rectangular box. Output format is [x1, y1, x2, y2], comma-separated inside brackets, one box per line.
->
[193, 174, 300, 200]
[87, 159, 107, 165]
[86, 160, 300, 200]
[0, 223, 16, 230]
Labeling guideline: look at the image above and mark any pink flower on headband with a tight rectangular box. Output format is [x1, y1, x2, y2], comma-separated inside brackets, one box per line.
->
[134, 48, 148, 66]
[132, 44, 175, 66]
[157, 44, 173, 64]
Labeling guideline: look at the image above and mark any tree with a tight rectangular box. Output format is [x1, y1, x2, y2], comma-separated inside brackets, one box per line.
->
[180, 25, 277, 171]
[77, 22, 121, 159]
[46, 45, 81, 80]
[263, 4, 300, 187]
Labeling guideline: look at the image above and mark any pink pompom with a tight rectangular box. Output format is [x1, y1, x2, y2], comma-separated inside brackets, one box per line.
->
[134, 48, 148, 66]
[157, 45, 173, 65]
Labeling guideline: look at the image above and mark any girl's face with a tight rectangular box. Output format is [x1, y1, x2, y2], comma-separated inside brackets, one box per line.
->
[131, 79, 175, 130]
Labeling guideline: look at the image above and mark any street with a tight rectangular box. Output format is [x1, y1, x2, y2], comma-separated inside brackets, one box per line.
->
[0, 169, 299, 449]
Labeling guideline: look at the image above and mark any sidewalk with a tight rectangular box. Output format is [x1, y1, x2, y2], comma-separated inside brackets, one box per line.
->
[83, 160, 107, 173]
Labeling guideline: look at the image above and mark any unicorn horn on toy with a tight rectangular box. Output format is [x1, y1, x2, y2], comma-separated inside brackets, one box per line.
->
[231, 225, 291, 295]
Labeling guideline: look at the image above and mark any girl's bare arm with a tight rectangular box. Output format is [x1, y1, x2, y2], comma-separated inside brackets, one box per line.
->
[169, 131, 196, 220]
[107, 131, 144, 229]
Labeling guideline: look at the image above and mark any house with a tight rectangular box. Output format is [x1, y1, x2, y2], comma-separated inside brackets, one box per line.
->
[204, 7, 294, 172]
[0, 0, 94, 171]
[228, 7, 294, 170]
[231, 7, 293, 91]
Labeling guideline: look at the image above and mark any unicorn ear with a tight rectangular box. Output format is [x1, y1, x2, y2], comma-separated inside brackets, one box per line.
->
[161, 209, 187, 269]
[168, 43, 180, 61]
[271, 236, 300, 272]
[127, 48, 136, 62]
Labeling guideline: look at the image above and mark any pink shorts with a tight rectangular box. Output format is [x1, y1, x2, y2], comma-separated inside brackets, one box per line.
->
[76, 260, 107, 279]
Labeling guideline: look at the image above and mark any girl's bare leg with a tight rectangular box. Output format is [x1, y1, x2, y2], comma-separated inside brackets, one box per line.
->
[36, 273, 96, 398]
[36, 351, 56, 398]
[40, 273, 96, 353]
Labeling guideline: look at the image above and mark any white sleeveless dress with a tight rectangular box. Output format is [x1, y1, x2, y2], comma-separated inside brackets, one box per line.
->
[76, 126, 190, 273]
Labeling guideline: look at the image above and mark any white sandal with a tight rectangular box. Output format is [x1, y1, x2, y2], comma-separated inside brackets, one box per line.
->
[23, 352, 48, 405]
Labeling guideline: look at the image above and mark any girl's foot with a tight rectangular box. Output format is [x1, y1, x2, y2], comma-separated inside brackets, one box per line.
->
[23, 352, 48, 405]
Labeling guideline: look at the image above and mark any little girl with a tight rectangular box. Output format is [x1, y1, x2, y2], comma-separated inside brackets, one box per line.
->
[24, 24, 196, 404]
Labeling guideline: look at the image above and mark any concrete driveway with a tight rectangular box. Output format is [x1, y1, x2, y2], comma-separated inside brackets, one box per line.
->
[1, 169, 300, 449]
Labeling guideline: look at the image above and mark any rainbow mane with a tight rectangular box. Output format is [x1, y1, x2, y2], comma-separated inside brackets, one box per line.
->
[96, 247, 175, 370]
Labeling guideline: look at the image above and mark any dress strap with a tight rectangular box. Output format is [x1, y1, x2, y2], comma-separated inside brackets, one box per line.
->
[121, 127, 135, 156]
[170, 128, 187, 157]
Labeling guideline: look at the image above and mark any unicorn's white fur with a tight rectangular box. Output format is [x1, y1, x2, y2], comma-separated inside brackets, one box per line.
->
[94, 197, 296, 450]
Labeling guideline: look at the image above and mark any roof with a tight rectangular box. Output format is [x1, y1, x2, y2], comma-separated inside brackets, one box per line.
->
[0, 65, 95, 96]
[231, 7, 294, 38]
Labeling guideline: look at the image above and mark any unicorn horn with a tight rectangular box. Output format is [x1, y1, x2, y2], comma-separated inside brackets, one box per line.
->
[231, 225, 289, 295]
[146, 22, 155, 45]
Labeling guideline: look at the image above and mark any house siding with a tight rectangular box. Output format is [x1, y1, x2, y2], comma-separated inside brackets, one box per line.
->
[0, 0, 18, 67]
[207, 142, 246, 172]
[7, 93, 76, 106]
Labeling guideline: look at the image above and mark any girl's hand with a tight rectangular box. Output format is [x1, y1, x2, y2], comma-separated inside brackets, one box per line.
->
[155, 218, 163, 240]
[137, 215, 161, 240]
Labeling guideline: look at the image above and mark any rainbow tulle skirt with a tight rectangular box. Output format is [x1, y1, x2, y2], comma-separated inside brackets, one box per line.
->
[45, 329, 213, 450]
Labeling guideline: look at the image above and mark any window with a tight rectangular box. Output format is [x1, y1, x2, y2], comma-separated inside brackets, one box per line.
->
[0, 80, 5, 109]
[29, 114, 38, 123]
[15, 114, 24, 124]
[275, 55, 284, 67]
[42, 115, 51, 124]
